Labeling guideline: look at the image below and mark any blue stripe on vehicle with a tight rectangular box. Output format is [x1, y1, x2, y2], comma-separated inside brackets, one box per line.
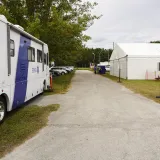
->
[12, 35, 31, 109]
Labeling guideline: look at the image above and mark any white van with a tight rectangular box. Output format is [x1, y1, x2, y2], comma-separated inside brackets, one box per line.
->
[0, 15, 50, 123]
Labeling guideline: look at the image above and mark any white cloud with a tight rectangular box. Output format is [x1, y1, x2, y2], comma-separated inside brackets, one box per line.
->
[85, 0, 160, 49]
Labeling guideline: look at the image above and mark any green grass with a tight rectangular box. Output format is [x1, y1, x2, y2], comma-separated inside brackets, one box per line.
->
[44, 71, 75, 95]
[103, 72, 160, 103]
[0, 104, 60, 158]
[102, 72, 120, 82]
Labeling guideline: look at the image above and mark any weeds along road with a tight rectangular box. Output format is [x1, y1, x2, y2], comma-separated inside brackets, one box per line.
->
[3, 70, 160, 160]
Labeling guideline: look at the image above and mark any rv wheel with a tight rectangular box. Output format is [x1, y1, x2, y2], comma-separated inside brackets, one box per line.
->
[0, 97, 6, 124]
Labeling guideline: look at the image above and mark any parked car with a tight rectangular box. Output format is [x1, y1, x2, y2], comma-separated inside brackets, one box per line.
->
[65, 67, 74, 72]
[105, 65, 110, 72]
[57, 67, 71, 73]
[50, 67, 67, 75]
[68, 66, 74, 71]
[50, 72, 56, 77]
[50, 70, 61, 77]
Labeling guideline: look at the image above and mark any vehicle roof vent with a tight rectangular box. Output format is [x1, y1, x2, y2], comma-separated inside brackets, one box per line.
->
[0, 15, 8, 23]
[14, 25, 24, 31]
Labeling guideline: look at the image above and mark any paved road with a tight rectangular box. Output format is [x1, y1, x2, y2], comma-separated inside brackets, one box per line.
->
[3, 70, 160, 160]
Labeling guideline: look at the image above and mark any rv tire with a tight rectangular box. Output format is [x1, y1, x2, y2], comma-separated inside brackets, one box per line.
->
[0, 96, 6, 124]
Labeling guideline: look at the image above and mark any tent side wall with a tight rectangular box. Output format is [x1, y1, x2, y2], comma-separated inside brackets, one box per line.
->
[110, 57, 128, 79]
[119, 57, 128, 79]
[128, 57, 160, 80]
[110, 44, 128, 79]
[110, 60, 118, 77]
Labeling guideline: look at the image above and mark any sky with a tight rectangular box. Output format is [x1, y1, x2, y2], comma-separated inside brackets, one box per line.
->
[85, 0, 160, 49]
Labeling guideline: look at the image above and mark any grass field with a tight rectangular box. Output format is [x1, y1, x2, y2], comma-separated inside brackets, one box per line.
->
[0, 104, 60, 158]
[44, 71, 75, 95]
[103, 73, 160, 103]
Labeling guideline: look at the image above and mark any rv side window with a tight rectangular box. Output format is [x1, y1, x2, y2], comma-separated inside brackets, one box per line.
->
[37, 50, 42, 63]
[47, 53, 49, 66]
[28, 48, 32, 61]
[32, 48, 35, 62]
[28, 47, 35, 62]
[10, 40, 15, 57]
[44, 54, 46, 64]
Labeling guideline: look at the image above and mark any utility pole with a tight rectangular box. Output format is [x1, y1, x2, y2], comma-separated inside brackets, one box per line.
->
[113, 42, 115, 49]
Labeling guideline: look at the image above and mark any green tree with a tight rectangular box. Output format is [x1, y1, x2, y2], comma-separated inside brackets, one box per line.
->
[0, 0, 100, 66]
[75, 48, 113, 67]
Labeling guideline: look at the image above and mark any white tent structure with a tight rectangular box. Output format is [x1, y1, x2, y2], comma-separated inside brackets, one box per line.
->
[110, 43, 160, 80]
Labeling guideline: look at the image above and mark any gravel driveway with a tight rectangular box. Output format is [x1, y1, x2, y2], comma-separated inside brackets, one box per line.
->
[3, 70, 160, 160]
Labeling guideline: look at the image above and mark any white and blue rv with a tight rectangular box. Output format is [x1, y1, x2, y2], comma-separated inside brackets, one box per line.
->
[0, 15, 50, 123]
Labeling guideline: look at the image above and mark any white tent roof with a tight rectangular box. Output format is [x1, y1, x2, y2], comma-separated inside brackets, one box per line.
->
[110, 43, 160, 60]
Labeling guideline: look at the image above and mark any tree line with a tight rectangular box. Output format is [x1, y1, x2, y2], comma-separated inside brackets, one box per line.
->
[76, 48, 113, 67]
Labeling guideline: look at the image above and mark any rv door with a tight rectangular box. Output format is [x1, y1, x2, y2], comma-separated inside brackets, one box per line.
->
[0, 21, 7, 84]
